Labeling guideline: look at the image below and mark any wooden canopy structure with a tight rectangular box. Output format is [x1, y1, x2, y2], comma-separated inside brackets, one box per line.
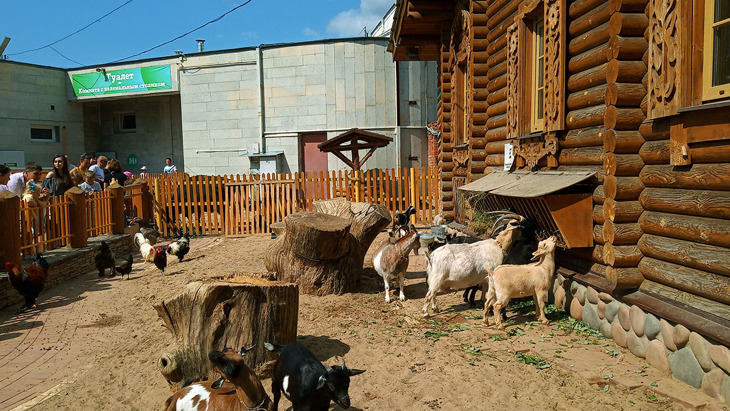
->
[318, 128, 393, 202]
[318, 128, 393, 171]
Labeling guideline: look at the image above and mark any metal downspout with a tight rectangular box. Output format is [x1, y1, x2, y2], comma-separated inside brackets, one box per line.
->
[257, 46, 266, 153]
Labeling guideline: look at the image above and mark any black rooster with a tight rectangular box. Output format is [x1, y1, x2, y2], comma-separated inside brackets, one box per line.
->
[154, 245, 167, 275]
[95, 241, 116, 277]
[115, 254, 134, 280]
[166, 235, 190, 263]
[5, 254, 49, 312]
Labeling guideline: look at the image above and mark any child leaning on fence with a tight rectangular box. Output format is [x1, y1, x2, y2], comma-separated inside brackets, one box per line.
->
[79, 170, 102, 193]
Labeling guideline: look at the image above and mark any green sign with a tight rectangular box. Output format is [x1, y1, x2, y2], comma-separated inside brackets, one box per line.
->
[127, 154, 138, 168]
[72, 65, 172, 97]
[4, 162, 17, 167]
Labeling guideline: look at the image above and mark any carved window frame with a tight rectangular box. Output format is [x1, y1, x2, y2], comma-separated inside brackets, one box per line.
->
[648, 0, 730, 165]
[506, 0, 565, 170]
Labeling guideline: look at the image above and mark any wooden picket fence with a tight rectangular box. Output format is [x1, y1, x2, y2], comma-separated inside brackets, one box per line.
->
[85, 191, 114, 237]
[151, 167, 439, 237]
[19, 196, 72, 257]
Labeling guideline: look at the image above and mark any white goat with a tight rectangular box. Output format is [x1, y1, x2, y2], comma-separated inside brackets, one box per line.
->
[422, 220, 522, 317]
[373, 229, 420, 303]
[483, 236, 558, 330]
[134, 232, 156, 263]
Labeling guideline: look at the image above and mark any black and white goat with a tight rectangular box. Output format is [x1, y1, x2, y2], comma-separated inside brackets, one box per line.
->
[265, 342, 365, 411]
[391, 205, 416, 237]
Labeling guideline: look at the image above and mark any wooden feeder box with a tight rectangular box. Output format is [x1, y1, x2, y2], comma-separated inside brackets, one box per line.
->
[459, 171, 596, 249]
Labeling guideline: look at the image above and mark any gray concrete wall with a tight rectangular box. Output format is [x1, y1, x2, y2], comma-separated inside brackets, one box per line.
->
[179, 39, 437, 176]
[0, 62, 84, 168]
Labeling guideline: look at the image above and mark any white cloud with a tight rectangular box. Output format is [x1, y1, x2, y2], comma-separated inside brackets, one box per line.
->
[240, 31, 258, 40]
[327, 0, 393, 36]
[302, 27, 318, 37]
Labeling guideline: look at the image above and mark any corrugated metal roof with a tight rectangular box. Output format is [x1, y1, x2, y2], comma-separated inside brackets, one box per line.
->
[458, 171, 595, 198]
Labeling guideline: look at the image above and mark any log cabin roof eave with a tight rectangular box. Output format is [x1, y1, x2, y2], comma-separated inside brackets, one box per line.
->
[389, 0, 457, 61]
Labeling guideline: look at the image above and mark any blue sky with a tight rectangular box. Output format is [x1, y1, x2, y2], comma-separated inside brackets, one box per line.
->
[3, 0, 394, 69]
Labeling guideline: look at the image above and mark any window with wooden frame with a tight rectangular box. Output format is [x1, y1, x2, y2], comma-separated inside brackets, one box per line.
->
[506, 0, 565, 169]
[703, 0, 730, 100]
[648, 0, 730, 165]
[531, 18, 546, 133]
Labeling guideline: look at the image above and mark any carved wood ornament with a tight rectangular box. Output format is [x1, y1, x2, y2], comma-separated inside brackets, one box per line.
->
[506, 22, 520, 139]
[452, 144, 470, 176]
[514, 133, 559, 170]
[543, 0, 566, 132]
[648, 0, 681, 119]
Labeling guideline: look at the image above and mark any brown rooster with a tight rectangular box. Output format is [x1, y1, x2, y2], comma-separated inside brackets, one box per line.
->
[154, 245, 167, 275]
[5, 254, 49, 312]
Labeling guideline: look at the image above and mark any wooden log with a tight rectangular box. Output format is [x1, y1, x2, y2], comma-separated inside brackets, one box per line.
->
[594, 204, 605, 224]
[485, 140, 507, 154]
[606, 266, 644, 290]
[686, 140, 730, 163]
[639, 258, 730, 305]
[570, 0, 647, 19]
[486, 85, 507, 104]
[568, 62, 609, 92]
[639, 211, 730, 248]
[485, 126, 507, 141]
[640, 164, 730, 190]
[562, 126, 606, 148]
[487, 60, 508, 83]
[570, 2, 612, 38]
[604, 107, 645, 130]
[603, 243, 642, 267]
[487, 73, 507, 93]
[567, 84, 608, 111]
[603, 220, 643, 245]
[569, 43, 611, 75]
[639, 279, 730, 323]
[603, 198, 643, 222]
[606, 35, 648, 60]
[594, 184, 606, 204]
[638, 234, 730, 277]
[603, 129, 645, 153]
[487, 0, 520, 33]
[606, 59, 646, 83]
[605, 83, 646, 107]
[471, 149, 488, 162]
[570, 0, 610, 19]
[485, 154, 505, 167]
[594, 224, 605, 244]
[640, 187, 730, 219]
[486, 113, 507, 129]
[639, 140, 670, 164]
[566, 105, 607, 129]
[569, 22, 611, 56]
[608, 12, 649, 37]
[471, 161, 488, 174]
[604, 175, 644, 200]
[473, 50, 489, 64]
[638, 120, 670, 141]
[486, 100, 507, 117]
[471, 137, 488, 150]
[603, 153, 644, 176]
[154, 278, 298, 388]
[559, 146, 605, 165]
[571, 244, 606, 264]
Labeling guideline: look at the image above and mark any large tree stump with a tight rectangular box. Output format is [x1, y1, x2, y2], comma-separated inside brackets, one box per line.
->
[153, 276, 298, 390]
[265, 200, 390, 295]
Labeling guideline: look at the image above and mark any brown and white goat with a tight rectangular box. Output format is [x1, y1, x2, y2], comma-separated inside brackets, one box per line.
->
[483, 236, 558, 330]
[422, 220, 522, 317]
[373, 228, 420, 303]
[163, 346, 274, 411]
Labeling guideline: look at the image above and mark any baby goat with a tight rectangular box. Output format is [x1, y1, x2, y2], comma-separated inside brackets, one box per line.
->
[483, 236, 558, 330]
[373, 228, 420, 303]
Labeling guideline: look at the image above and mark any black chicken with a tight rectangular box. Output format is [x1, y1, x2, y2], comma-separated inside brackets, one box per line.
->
[95, 241, 116, 277]
[166, 235, 190, 263]
[154, 245, 167, 275]
[115, 254, 134, 280]
[5, 253, 49, 312]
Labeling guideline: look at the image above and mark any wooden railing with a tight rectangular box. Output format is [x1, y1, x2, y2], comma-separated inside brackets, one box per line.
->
[151, 167, 439, 237]
[19, 196, 71, 257]
[85, 190, 114, 237]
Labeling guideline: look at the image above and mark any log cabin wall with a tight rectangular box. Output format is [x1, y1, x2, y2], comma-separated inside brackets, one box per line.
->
[637, 0, 730, 322]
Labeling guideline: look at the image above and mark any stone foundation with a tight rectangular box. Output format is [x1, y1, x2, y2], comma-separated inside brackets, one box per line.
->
[554, 273, 730, 405]
[0, 234, 135, 310]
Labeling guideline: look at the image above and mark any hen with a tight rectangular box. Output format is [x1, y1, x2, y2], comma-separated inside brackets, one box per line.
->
[115, 254, 134, 280]
[131, 217, 162, 245]
[166, 235, 190, 263]
[5, 253, 49, 312]
[154, 245, 167, 275]
[95, 241, 116, 277]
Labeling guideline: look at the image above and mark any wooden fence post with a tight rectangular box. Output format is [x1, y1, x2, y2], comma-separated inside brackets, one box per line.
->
[0, 191, 21, 265]
[134, 180, 152, 222]
[154, 179, 163, 231]
[108, 182, 125, 234]
[66, 187, 88, 248]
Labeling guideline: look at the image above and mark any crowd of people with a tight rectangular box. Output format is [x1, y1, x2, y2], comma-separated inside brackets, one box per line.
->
[0, 153, 175, 207]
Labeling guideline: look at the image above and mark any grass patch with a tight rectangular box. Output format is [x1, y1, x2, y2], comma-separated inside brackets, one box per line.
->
[515, 352, 551, 370]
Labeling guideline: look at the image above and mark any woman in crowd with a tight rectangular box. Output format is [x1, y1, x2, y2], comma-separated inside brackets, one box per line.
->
[104, 159, 128, 188]
[43, 154, 74, 196]
[0, 164, 11, 191]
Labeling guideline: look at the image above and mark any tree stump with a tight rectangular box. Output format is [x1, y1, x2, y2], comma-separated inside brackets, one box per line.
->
[153, 276, 298, 390]
[270, 221, 285, 236]
[264, 199, 390, 295]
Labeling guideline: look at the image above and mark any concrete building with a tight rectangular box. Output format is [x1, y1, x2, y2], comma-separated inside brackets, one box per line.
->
[0, 37, 436, 175]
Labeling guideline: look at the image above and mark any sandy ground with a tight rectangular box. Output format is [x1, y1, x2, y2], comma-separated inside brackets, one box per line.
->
[2, 233, 727, 410]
